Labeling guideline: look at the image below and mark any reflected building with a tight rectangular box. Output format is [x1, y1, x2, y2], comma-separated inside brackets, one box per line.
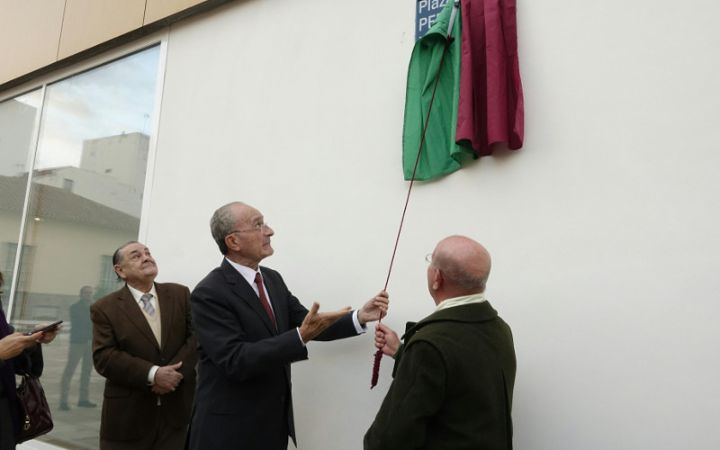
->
[81, 132, 149, 199]
[0, 98, 36, 177]
[0, 173, 136, 323]
[33, 132, 149, 218]
[2, 131, 149, 321]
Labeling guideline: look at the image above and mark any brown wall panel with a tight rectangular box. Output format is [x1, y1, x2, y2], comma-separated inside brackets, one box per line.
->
[0, 0, 65, 86]
[144, 0, 207, 25]
[58, 0, 146, 60]
[1, 0, 233, 90]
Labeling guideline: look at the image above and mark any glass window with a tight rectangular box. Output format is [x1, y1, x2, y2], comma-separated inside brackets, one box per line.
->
[3, 45, 161, 449]
[0, 89, 41, 311]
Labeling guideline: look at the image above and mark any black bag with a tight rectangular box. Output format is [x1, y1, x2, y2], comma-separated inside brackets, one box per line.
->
[15, 373, 53, 443]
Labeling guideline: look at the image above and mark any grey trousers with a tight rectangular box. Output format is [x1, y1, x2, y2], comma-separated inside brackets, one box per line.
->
[59, 341, 92, 403]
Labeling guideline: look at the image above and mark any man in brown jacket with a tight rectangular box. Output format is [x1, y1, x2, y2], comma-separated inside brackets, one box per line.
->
[365, 236, 516, 450]
[91, 241, 197, 450]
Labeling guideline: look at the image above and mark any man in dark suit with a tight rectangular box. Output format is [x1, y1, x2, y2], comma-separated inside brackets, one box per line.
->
[187, 201, 389, 450]
[59, 285, 96, 410]
[91, 242, 197, 450]
[365, 236, 516, 450]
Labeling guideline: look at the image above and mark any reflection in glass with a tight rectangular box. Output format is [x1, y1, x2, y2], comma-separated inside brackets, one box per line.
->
[0, 89, 41, 311]
[7, 45, 161, 449]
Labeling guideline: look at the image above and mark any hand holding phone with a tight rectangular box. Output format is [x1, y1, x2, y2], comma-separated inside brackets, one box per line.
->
[26, 320, 63, 335]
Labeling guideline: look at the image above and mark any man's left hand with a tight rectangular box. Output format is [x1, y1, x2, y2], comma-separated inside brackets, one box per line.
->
[358, 290, 389, 325]
[152, 361, 183, 395]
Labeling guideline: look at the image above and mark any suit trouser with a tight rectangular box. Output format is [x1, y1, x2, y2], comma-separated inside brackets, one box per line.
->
[186, 407, 289, 450]
[100, 408, 187, 450]
[0, 398, 16, 450]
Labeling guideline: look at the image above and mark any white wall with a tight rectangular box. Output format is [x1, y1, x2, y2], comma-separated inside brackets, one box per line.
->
[145, 0, 720, 449]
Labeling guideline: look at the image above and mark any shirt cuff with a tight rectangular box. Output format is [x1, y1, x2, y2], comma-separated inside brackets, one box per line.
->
[295, 310, 365, 345]
[295, 327, 306, 346]
[352, 310, 366, 334]
[148, 365, 159, 385]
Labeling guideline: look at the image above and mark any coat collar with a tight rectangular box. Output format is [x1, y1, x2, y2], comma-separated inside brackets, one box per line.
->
[156, 283, 175, 349]
[402, 301, 498, 342]
[392, 302, 500, 378]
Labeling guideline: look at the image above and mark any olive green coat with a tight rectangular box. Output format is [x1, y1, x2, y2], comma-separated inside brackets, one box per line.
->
[365, 301, 516, 450]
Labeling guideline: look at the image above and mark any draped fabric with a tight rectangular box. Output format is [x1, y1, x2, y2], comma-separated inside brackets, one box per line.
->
[402, 0, 468, 181]
[402, 0, 524, 181]
[456, 0, 524, 155]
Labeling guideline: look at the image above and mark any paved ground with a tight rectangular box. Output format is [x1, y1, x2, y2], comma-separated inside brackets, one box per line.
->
[19, 440, 64, 450]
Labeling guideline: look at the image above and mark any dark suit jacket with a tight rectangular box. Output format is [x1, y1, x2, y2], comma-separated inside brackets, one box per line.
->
[364, 301, 516, 450]
[0, 309, 42, 445]
[188, 259, 360, 450]
[91, 283, 197, 442]
[69, 298, 92, 343]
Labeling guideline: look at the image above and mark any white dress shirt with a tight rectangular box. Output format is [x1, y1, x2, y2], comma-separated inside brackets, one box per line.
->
[225, 258, 365, 345]
[126, 284, 162, 384]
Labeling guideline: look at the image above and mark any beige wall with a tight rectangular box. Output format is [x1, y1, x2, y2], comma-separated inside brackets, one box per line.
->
[57, 0, 147, 60]
[0, 0, 212, 86]
[145, 0, 206, 23]
[0, 0, 65, 86]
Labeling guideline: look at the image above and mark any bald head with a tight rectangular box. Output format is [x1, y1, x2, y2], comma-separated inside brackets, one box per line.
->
[430, 235, 491, 296]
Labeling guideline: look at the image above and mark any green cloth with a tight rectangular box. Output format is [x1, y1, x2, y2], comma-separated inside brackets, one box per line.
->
[402, 0, 474, 181]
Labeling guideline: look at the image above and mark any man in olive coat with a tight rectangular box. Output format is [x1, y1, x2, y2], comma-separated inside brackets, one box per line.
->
[365, 235, 516, 450]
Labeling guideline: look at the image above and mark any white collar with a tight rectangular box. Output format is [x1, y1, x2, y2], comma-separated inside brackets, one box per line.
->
[225, 257, 261, 288]
[126, 283, 158, 304]
[435, 292, 487, 312]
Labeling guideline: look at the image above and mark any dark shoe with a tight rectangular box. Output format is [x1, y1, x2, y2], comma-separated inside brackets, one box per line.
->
[59, 403, 70, 411]
[77, 400, 97, 408]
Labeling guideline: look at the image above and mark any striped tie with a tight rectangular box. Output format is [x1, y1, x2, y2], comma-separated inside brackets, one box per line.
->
[140, 293, 155, 316]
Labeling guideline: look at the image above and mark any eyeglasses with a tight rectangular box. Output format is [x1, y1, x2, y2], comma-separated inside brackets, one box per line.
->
[425, 253, 433, 263]
[228, 223, 271, 235]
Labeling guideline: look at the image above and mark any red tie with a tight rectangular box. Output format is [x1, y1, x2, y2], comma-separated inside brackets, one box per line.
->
[254, 272, 276, 329]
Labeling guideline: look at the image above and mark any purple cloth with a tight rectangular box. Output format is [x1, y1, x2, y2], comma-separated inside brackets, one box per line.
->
[456, 0, 524, 156]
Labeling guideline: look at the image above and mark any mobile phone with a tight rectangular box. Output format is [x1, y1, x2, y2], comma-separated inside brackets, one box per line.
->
[26, 320, 63, 335]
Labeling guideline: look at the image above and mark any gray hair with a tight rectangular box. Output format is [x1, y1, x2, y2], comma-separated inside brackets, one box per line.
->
[112, 241, 140, 281]
[112, 241, 140, 266]
[210, 202, 242, 254]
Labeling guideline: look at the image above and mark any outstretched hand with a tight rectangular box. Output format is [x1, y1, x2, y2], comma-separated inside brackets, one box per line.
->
[358, 290, 389, 325]
[299, 302, 352, 343]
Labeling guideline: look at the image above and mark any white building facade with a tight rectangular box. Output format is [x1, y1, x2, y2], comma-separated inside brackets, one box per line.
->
[1, 1, 719, 449]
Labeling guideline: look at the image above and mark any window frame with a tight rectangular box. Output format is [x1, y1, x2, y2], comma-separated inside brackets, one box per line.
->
[0, 31, 168, 319]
